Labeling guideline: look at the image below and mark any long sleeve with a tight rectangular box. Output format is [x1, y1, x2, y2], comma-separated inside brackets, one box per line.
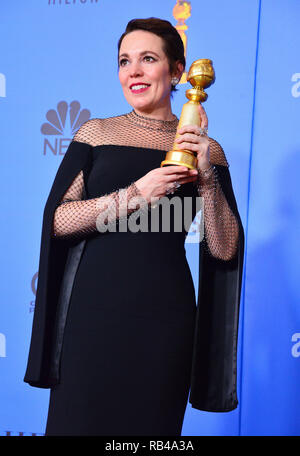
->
[196, 139, 239, 261]
[52, 170, 146, 239]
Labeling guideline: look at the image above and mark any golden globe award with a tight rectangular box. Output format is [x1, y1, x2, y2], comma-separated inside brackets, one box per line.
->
[161, 59, 215, 169]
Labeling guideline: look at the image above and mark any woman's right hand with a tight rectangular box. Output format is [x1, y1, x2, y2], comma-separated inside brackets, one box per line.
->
[134, 165, 198, 205]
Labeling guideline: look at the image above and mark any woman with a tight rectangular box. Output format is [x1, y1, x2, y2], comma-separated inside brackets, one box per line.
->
[24, 18, 244, 436]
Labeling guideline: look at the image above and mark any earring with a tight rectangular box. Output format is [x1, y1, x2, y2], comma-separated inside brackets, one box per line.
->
[171, 77, 179, 86]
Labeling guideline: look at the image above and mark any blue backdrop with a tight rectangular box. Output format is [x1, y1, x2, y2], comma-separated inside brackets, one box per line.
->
[0, 0, 299, 436]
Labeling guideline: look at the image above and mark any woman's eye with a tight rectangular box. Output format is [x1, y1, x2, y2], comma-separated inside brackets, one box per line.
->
[144, 55, 155, 62]
[119, 56, 156, 67]
[119, 59, 129, 67]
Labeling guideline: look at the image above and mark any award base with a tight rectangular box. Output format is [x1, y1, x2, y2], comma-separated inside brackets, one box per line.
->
[161, 149, 197, 169]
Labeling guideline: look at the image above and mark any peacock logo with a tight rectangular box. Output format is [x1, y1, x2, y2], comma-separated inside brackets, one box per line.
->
[41, 100, 91, 155]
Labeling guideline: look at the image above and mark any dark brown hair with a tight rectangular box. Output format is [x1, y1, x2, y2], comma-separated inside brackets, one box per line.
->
[118, 17, 186, 92]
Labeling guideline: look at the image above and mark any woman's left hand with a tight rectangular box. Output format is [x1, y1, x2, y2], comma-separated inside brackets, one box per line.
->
[175, 103, 211, 171]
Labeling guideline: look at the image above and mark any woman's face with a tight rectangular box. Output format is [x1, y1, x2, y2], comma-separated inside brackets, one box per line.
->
[118, 30, 180, 118]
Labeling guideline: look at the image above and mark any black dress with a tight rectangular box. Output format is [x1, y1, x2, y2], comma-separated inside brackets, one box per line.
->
[45, 112, 199, 436]
[24, 110, 244, 428]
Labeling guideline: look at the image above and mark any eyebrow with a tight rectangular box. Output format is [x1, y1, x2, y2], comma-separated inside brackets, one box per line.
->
[119, 50, 160, 59]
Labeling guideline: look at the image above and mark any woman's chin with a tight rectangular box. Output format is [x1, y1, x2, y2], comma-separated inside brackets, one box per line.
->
[129, 99, 151, 110]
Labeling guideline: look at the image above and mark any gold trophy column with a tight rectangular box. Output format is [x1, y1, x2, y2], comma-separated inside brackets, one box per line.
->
[161, 59, 215, 169]
[173, 0, 191, 84]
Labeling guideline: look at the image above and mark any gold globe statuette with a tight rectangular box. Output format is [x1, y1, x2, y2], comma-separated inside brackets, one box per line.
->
[161, 59, 215, 169]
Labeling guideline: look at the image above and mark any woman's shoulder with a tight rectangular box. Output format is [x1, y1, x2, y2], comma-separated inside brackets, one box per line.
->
[72, 114, 128, 147]
[72, 118, 101, 144]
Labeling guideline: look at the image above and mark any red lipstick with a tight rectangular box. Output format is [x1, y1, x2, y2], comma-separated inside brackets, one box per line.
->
[130, 83, 151, 94]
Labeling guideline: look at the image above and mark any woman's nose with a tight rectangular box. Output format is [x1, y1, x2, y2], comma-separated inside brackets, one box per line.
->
[129, 61, 143, 78]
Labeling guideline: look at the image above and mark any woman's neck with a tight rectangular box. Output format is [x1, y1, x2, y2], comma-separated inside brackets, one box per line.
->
[133, 100, 175, 122]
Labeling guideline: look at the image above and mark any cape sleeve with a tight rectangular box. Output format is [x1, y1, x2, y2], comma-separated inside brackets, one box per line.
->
[24, 141, 93, 387]
[189, 141, 245, 412]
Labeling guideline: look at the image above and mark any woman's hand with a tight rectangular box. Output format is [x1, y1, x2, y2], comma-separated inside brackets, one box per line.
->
[135, 165, 198, 204]
[175, 104, 211, 171]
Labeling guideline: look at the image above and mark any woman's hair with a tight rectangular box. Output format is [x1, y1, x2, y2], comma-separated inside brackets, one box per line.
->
[118, 17, 186, 92]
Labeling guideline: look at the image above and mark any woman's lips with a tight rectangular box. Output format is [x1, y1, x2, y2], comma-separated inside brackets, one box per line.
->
[130, 84, 150, 94]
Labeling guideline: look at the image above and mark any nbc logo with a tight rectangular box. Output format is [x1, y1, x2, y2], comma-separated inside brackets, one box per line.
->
[41, 100, 91, 155]
[0, 73, 6, 97]
[0, 333, 6, 358]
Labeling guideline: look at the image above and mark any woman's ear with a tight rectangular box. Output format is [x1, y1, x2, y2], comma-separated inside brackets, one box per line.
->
[173, 61, 184, 81]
